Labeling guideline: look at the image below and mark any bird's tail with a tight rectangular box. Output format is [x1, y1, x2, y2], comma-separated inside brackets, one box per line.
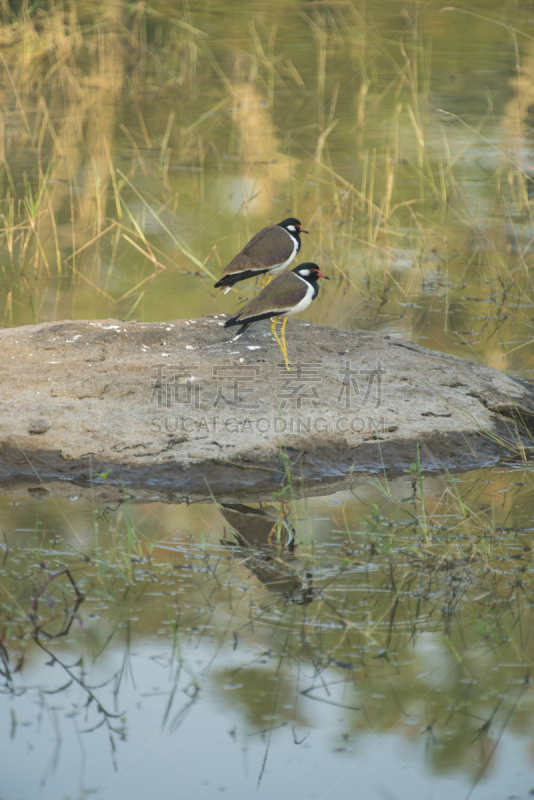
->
[224, 317, 249, 337]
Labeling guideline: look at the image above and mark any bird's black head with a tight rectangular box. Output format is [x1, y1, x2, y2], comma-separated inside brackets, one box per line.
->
[278, 218, 308, 236]
[292, 262, 330, 282]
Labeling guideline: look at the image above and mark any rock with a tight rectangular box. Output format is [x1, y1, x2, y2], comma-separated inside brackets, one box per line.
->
[28, 418, 51, 435]
[0, 315, 533, 503]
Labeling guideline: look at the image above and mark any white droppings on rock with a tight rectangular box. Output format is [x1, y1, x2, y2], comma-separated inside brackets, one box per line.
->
[247, 346, 261, 350]
[161, 353, 170, 358]
[185, 345, 194, 350]
[228, 351, 240, 355]
[165, 327, 172, 331]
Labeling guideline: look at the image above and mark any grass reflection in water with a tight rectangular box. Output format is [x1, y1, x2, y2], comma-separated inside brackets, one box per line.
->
[1, 463, 534, 796]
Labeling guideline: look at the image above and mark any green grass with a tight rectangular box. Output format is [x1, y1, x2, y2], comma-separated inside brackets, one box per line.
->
[0, 0, 531, 382]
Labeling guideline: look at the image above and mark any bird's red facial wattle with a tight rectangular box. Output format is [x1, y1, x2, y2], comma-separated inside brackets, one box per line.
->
[315, 270, 329, 279]
[298, 225, 309, 234]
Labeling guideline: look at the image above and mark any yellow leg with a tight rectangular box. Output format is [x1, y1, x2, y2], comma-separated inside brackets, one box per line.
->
[260, 273, 266, 289]
[270, 316, 292, 370]
[270, 316, 281, 350]
[270, 316, 285, 362]
[279, 317, 292, 371]
[265, 274, 273, 286]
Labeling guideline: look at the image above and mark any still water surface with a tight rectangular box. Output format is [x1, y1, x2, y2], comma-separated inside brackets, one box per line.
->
[3, 468, 534, 799]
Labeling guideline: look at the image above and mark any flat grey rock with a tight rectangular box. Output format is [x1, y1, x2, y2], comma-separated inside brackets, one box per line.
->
[0, 315, 533, 503]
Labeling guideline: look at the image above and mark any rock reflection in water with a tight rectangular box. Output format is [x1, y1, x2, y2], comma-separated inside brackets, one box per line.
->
[219, 502, 315, 605]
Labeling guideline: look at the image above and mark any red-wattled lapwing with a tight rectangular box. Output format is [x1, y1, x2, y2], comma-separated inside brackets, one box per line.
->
[224, 262, 329, 370]
[214, 218, 308, 292]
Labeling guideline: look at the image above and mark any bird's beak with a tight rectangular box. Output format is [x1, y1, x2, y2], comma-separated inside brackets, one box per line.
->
[299, 227, 309, 234]
[317, 271, 330, 279]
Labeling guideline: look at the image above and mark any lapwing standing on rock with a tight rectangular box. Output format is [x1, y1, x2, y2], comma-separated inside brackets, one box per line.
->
[224, 262, 329, 370]
[214, 218, 308, 292]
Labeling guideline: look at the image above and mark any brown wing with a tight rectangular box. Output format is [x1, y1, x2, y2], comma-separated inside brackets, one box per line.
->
[234, 272, 307, 321]
[222, 225, 294, 276]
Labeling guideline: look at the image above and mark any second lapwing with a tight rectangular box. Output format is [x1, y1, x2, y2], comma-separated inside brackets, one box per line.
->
[214, 218, 308, 292]
[224, 262, 329, 370]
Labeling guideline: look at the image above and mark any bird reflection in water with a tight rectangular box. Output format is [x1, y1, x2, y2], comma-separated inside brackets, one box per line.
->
[219, 503, 315, 606]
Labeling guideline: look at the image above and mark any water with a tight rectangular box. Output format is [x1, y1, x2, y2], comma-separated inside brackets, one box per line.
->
[2, 1, 534, 798]
[3, 469, 534, 799]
